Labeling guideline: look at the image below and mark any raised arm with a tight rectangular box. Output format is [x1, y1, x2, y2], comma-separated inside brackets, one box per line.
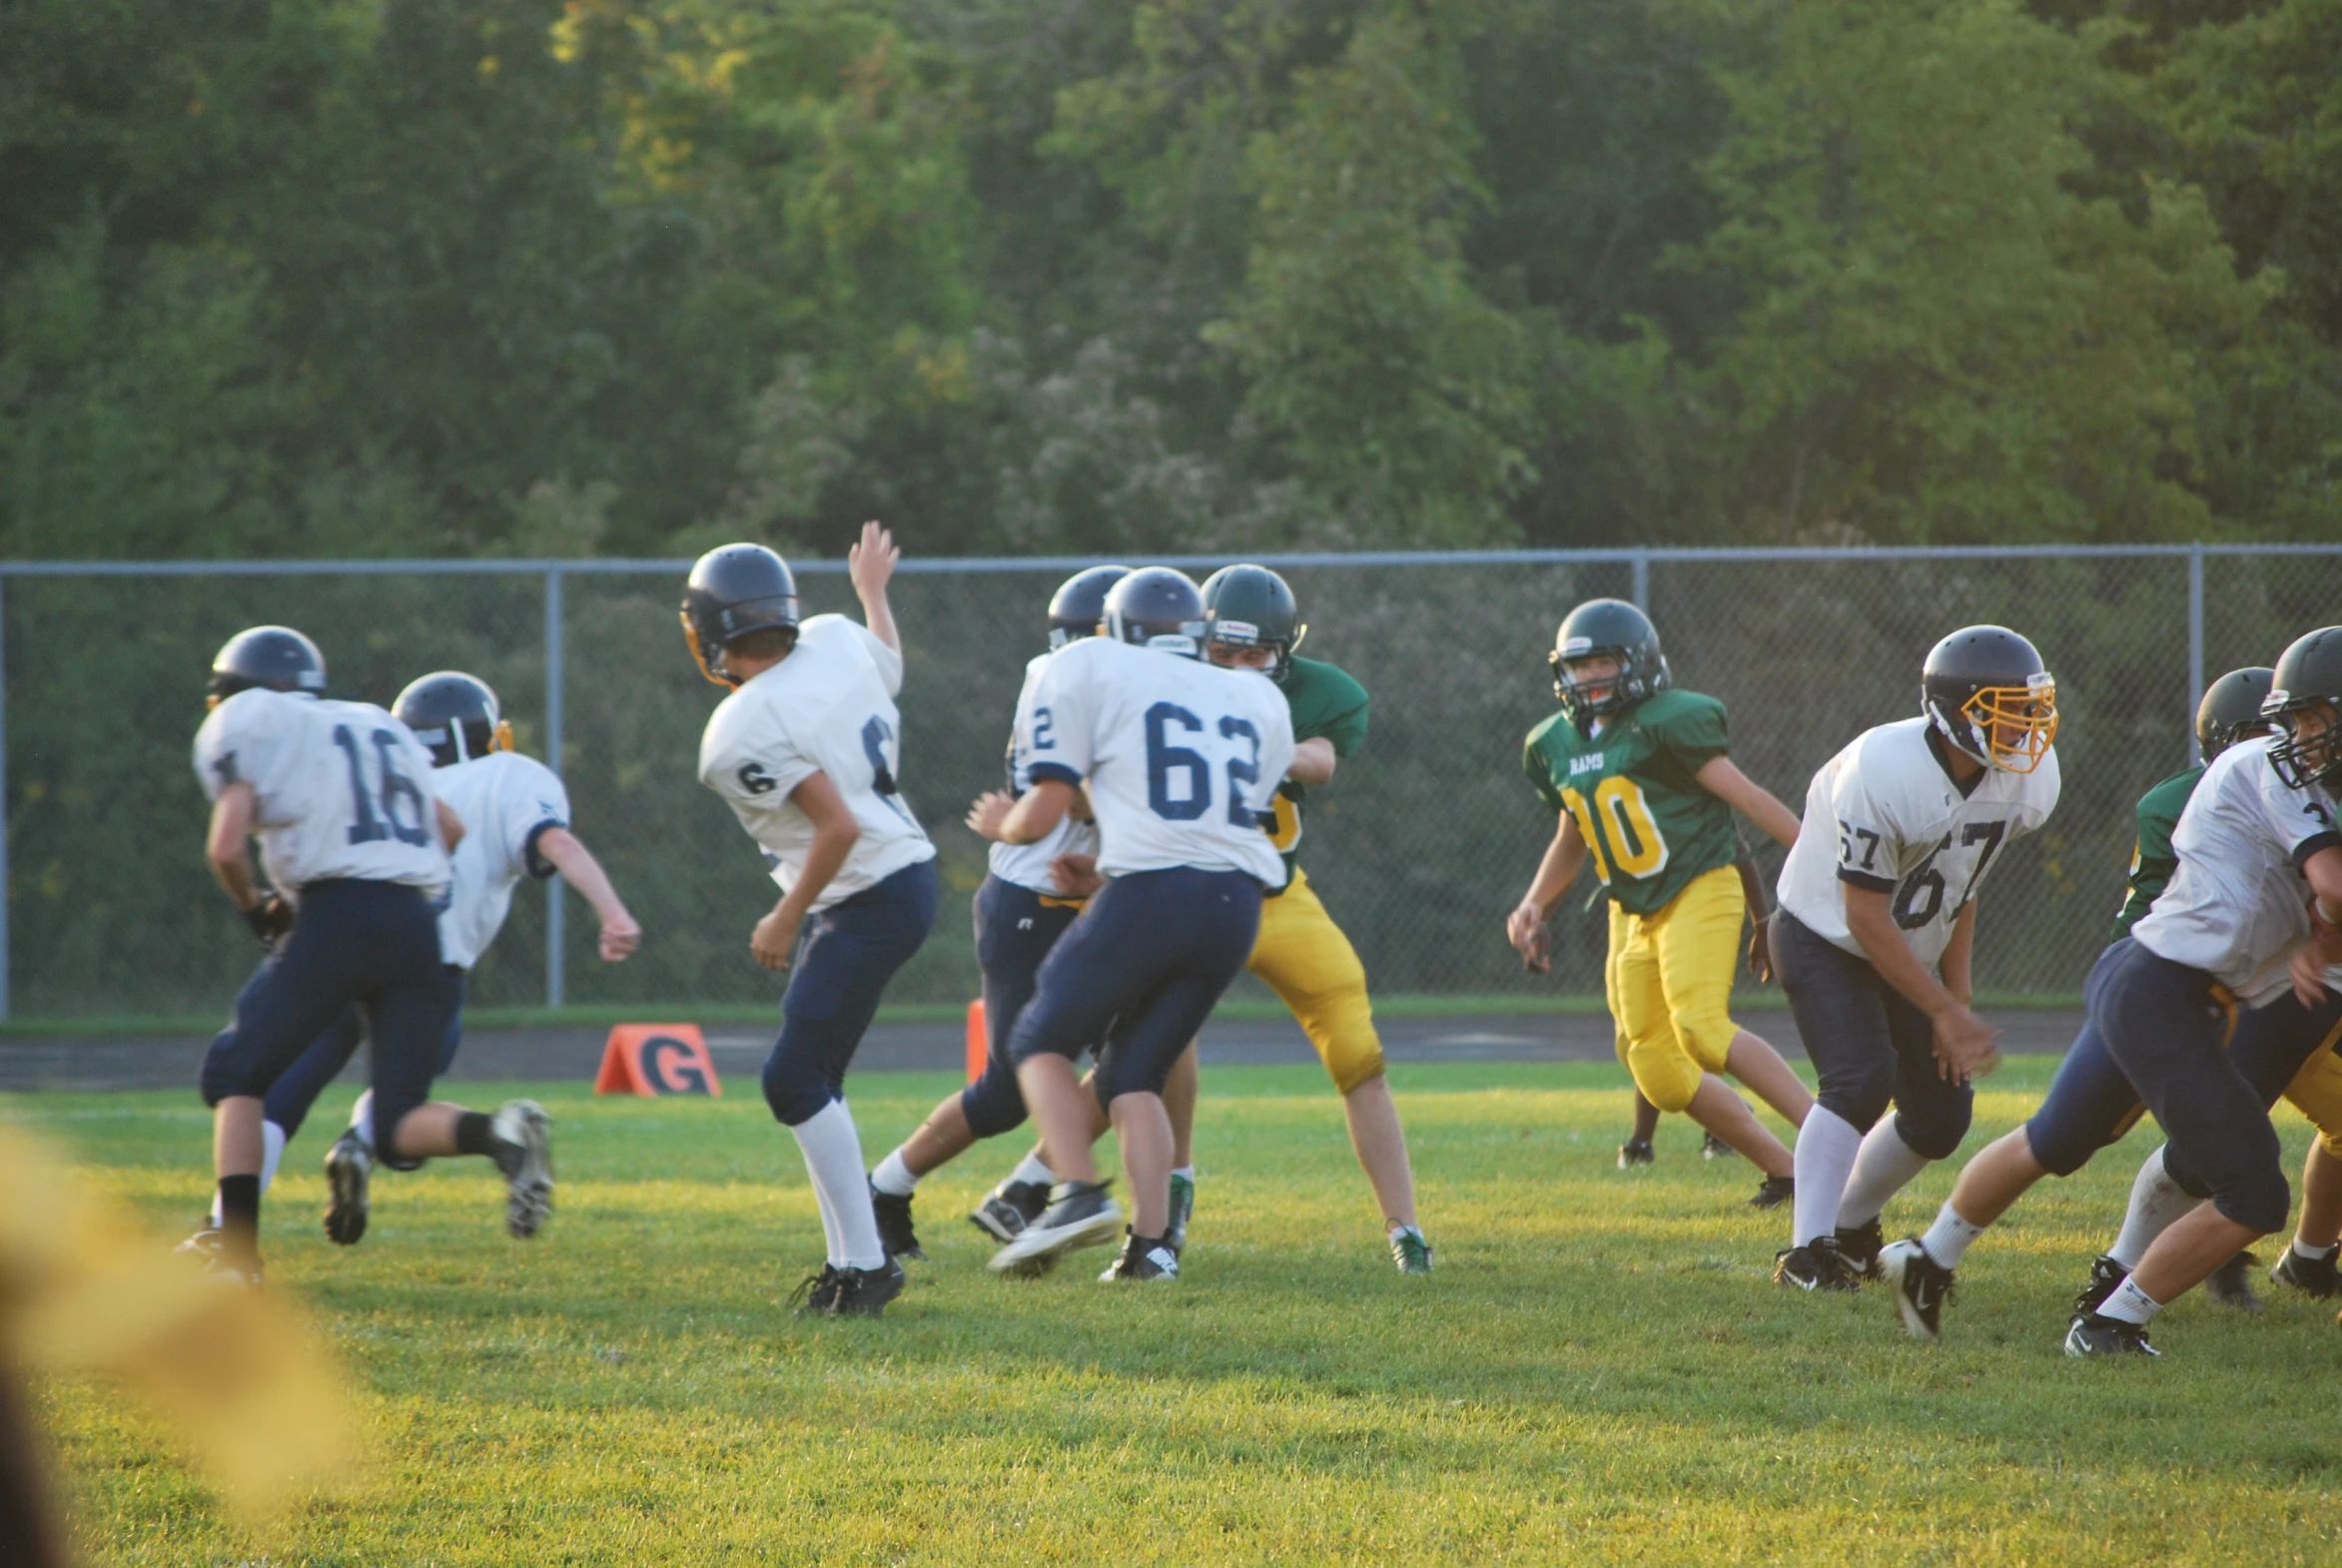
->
[849, 520, 901, 655]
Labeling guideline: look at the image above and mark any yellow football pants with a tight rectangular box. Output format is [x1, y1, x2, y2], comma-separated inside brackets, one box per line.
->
[1249, 867, 1386, 1095]
[2282, 1027, 2342, 1161]
[1610, 864, 1747, 1114]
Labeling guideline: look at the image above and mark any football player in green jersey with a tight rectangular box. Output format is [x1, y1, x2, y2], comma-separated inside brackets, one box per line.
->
[972, 565, 1433, 1272]
[1508, 599, 1813, 1201]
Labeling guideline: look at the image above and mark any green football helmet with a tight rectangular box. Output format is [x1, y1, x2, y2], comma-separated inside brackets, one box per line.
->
[1549, 598, 1669, 724]
[2196, 666, 2274, 762]
[1200, 564, 1306, 682]
[2265, 628, 2342, 790]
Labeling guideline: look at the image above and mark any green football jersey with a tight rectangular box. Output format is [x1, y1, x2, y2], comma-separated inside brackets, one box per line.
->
[1264, 655, 1369, 882]
[2111, 765, 2204, 942]
[1522, 688, 1738, 917]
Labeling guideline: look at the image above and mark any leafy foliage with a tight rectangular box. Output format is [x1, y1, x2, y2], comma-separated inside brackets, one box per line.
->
[3, 0, 2338, 557]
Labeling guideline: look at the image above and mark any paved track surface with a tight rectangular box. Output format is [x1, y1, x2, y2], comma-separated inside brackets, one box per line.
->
[0, 1008, 2087, 1094]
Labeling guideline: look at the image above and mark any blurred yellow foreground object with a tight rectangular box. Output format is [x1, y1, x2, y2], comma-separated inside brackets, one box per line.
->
[0, 1123, 354, 1544]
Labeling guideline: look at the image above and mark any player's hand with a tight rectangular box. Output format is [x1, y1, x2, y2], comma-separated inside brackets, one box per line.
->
[244, 892, 295, 950]
[966, 790, 1016, 842]
[1747, 917, 1774, 984]
[1507, 901, 1551, 973]
[2290, 939, 2332, 1009]
[598, 910, 642, 963]
[1931, 1005, 2001, 1085]
[1050, 853, 1104, 898]
[848, 520, 899, 598]
[751, 908, 799, 971]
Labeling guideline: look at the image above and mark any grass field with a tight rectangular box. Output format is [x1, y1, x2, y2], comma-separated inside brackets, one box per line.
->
[11, 1058, 2342, 1566]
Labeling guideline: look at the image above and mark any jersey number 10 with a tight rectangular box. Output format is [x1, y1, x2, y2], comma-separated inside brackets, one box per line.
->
[1561, 776, 1671, 883]
[331, 725, 431, 848]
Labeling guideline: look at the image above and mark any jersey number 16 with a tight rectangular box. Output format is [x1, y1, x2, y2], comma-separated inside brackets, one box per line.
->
[332, 725, 431, 848]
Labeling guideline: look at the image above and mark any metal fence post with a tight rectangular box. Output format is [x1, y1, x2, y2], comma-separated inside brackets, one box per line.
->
[1631, 548, 1650, 612]
[544, 564, 566, 1010]
[2187, 544, 2205, 766]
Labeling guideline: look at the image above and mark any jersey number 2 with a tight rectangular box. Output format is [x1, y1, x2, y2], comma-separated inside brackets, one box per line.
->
[332, 726, 429, 848]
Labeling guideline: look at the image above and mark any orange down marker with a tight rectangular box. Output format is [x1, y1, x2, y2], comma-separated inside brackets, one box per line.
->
[595, 1024, 723, 1097]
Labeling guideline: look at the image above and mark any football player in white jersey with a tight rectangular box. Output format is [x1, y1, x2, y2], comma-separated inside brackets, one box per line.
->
[971, 568, 1295, 1281]
[689, 524, 940, 1319]
[211, 670, 639, 1247]
[189, 628, 556, 1283]
[1768, 626, 2060, 1292]
[2061, 627, 2342, 1355]
[863, 566, 1139, 1261]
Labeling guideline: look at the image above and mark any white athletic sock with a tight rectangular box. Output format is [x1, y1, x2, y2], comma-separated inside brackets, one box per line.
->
[1171, 1165, 1195, 1183]
[871, 1148, 919, 1196]
[2108, 1146, 2201, 1268]
[2293, 1238, 2339, 1262]
[2097, 1276, 2162, 1325]
[257, 1120, 289, 1196]
[1921, 1200, 1986, 1269]
[1010, 1150, 1056, 1187]
[789, 1099, 886, 1270]
[350, 1090, 376, 1149]
[1836, 1121, 1934, 1230]
[1792, 1107, 1864, 1247]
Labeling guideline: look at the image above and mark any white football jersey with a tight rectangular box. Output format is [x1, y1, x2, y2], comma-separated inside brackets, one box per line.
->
[698, 614, 937, 912]
[429, 751, 571, 970]
[192, 689, 450, 895]
[2134, 739, 2342, 1005]
[1777, 716, 2060, 967]
[1022, 635, 1293, 886]
[990, 652, 1101, 894]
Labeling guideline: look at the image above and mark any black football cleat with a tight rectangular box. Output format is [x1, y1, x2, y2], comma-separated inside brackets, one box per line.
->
[1749, 1175, 1796, 1209]
[869, 1182, 925, 1261]
[969, 1178, 1052, 1242]
[1618, 1138, 1656, 1170]
[1774, 1236, 1860, 1292]
[2072, 1254, 2127, 1320]
[2271, 1244, 2342, 1298]
[2206, 1250, 2262, 1312]
[1702, 1133, 1738, 1161]
[830, 1258, 908, 1317]
[1099, 1231, 1180, 1282]
[988, 1179, 1123, 1275]
[1165, 1173, 1194, 1256]
[323, 1129, 374, 1246]
[1835, 1216, 1886, 1280]
[788, 1263, 843, 1317]
[1880, 1238, 1955, 1340]
[2064, 1311, 2159, 1357]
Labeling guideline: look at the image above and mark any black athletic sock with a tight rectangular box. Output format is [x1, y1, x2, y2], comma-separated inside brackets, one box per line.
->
[454, 1111, 521, 1175]
[217, 1174, 261, 1246]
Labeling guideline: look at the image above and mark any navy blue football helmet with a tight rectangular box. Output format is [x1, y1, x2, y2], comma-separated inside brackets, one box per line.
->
[208, 626, 327, 708]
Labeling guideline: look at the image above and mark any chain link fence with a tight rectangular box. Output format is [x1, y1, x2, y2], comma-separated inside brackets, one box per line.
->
[6, 546, 2338, 1022]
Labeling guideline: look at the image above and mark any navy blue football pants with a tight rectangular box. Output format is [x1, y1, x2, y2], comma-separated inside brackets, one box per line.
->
[200, 879, 458, 1173]
[961, 875, 1086, 1140]
[762, 858, 940, 1126]
[1010, 867, 1262, 1102]
[2087, 937, 2293, 1233]
[1770, 910, 1972, 1159]
[2027, 949, 2341, 1191]
[260, 970, 467, 1139]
